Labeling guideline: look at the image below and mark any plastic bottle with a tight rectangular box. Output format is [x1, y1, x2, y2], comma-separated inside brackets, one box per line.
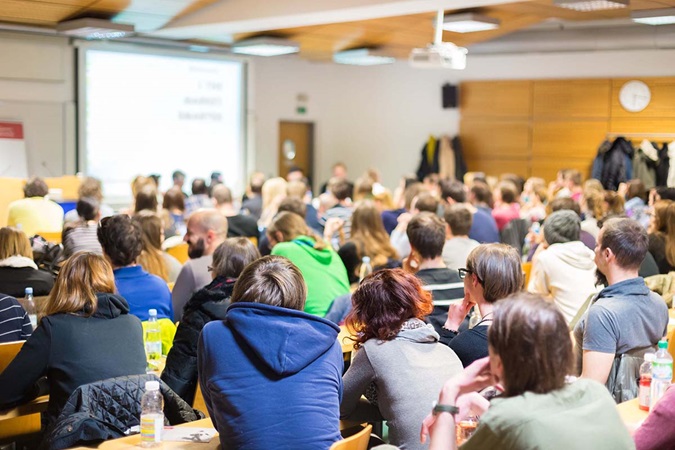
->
[145, 309, 162, 363]
[24, 287, 37, 330]
[522, 222, 541, 262]
[140, 380, 164, 447]
[359, 256, 373, 283]
[650, 340, 672, 410]
[638, 353, 655, 411]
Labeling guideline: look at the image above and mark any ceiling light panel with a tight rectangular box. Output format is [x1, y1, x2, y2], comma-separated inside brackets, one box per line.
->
[57, 18, 134, 39]
[231, 37, 299, 56]
[442, 13, 500, 33]
[333, 48, 396, 66]
[632, 8, 675, 25]
[554, 0, 629, 11]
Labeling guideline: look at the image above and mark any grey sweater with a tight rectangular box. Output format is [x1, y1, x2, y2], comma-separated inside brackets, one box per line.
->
[341, 319, 463, 450]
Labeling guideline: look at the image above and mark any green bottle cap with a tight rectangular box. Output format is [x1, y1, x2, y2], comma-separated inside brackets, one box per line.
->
[658, 340, 668, 349]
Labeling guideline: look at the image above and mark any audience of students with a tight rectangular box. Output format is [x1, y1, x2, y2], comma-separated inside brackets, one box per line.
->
[171, 209, 227, 321]
[0, 227, 54, 297]
[341, 269, 463, 450]
[422, 293, 633, 450]
[198, 256, 343, 449]
[7, 177, 64, 236]
[212, 184, 258, 239]
[440, 243, 523, 368]
[442, 204, 479, 270]
[0, 253, 147, 431]
[63, 176, 114, 224]
[442, 179, 499, 244]
[184, 178, 214, 217]
[163, 238, 260, 405]
[161, 187, 187, 238]
[97, 214, 174, 322]
[268, 211, 350, 317]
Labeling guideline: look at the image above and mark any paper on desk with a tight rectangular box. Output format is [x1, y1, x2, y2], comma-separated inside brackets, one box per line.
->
[162, 427, 217, 443]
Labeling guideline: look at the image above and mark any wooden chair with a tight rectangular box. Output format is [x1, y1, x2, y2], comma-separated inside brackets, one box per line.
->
[522, 261, 532, 288]
[166, 242, 189, 264]
[34, 231, 61, 244]
[0, 340, 24, 372]
[247, 236, 258, 247]
[330, 424, 372, 450]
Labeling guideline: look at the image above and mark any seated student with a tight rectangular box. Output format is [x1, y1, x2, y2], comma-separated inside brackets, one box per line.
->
[442, 204, 479, 270]
[341, 269, 463, 450]
[527, 210, 597, 324]
[162, 238, 260, 405]
[7, 176, 64, 237]
[97, 215, 173, 322]
[198, 256, 342, 450]
[404, 212, 464, 335]
[62, 197, 103, 258]
[390, 190, 438, 259]
[0, 293, 32, 343]
[212, 184, 259, 239]
[268, 211, 350, 317]
[64, 176, 114, 224]
[491, 181, 521, 231]
[161, 187, 187, 239]
[0, 227, 54, 297]
[338, 200, 400, 284]
[443, 180, 500, 244]
[440, 244, 522, 368]
[647, 199, 675, 275]
[0, 253, 147, 431]
[421, 293, 634, 450]
[133, 211, 182, 283]
[633, 385, 675, 450]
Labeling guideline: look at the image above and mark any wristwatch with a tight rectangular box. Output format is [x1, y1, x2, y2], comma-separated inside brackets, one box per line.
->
[432, 401, 459, 416]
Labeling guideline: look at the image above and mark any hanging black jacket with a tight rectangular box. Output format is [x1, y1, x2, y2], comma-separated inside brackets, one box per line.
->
[656, 142, 670, 188]
[416, 139, 440, 181]
[598, 137, 635, 191]
[161, 276, 233, 405]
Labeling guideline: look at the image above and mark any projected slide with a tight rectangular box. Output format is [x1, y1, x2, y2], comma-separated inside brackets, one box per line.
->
[82, 48, 244, 200]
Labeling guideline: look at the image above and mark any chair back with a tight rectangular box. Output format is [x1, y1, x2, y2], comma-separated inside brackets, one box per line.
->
[0, 340, 25, 372]
[166, 242, 189, 264]
[329, 424, 372, 450]
[521, 261, 532, 288]
[35, 231, 62, 244]
[193, 383, 209, 418]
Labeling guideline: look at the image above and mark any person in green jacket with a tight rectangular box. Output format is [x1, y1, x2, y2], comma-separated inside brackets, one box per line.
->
[267, 211, 350, 317]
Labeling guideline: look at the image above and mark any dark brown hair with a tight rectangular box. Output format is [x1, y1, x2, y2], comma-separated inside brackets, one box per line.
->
[407, 212, 445, 260]
[440, 179, 466, 203]
[346, 269, 433, 349]
[466, 244, 522, 303]
[278, 197, 307, 218]
[97, 214, 143, 267]
[444, 204, 473, 236]
[600, 217, 648, 269]
[231, 255, 306, 311]
[488, 292, 573, 397]
[162, 187, 185, 211]
[212, 238, 261, 279]
[413, 192, 439, 213]
[330, 180, 352, 201]
[24, 176, 49, 198]
[134, 185, 158, 213]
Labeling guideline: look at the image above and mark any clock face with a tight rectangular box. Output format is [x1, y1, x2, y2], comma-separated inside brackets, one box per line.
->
[619, 80, 651, 113]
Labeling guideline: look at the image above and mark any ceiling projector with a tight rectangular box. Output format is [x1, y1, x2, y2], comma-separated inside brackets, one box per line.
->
[409, 42, 468, 69]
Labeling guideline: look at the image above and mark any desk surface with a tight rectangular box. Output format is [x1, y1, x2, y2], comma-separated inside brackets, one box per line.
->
[0, 395, 48, 422]
[617, 398, 648, 434]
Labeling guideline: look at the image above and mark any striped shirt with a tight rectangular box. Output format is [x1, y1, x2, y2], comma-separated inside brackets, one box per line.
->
[62, 223, 103, 258]
[416, 268, 465, 335]
[0, 294, 32, 343]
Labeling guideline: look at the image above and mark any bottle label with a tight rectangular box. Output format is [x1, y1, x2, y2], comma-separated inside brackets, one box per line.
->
[28, 314, 37, 329]
[639, 379, 651, 411]
[653, 361, 673, 380]
[140, 413, 163, 443]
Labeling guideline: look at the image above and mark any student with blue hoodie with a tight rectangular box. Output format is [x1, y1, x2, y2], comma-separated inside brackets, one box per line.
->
[198, 255, 343, 449]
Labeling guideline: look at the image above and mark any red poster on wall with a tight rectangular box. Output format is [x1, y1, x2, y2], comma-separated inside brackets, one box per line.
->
[0, 121, 28, 177]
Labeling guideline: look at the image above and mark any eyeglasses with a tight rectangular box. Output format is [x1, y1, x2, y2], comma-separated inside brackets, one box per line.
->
[458, 268, 483, 286]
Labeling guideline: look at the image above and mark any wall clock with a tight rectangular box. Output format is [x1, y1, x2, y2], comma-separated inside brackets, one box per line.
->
[619, 80, 651, 113]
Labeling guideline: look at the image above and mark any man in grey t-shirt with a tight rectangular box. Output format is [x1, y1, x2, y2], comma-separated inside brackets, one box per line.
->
[574, 218, 668, 385]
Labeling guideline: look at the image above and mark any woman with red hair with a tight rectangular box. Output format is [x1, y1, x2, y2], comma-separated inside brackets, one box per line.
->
[340, 269, 463, 450]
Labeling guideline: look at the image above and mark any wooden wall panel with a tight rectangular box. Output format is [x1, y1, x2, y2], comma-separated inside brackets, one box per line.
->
[609, 118, 675, 135]
[465, 158, 530, 179]
[531, 120, 608, 159]
[533, 80, 611, 119]
[460, 81, 532, 118]
[611, 78, 675, 119]
[461, 119, 531, 159]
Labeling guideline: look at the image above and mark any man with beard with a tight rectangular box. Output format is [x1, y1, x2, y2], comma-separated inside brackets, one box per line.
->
[574, 218, 668, 388]
[172, 210, 227, 321]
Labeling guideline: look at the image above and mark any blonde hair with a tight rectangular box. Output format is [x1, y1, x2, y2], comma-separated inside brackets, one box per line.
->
[133, 211, 169, 281]
[0, 227, 33, 260]
[259, 177, 288, 228]
[350, 201, 399, 269]
[44, 252, 116, 317]
[268, 211, 327, 250]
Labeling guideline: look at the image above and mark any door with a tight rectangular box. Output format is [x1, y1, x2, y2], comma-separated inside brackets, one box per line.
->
[278, 121, 314, 184]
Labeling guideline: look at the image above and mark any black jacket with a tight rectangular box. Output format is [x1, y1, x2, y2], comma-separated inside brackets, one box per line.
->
[0, 266, 54, 297]
[48, 373, 203, 450]
[0, 293, 147, 430]
[161, 277, 232, 405]
[599, 137, 634, 191]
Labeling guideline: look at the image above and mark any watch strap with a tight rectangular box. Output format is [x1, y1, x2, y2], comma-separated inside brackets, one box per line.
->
[432, 403, 459, 416]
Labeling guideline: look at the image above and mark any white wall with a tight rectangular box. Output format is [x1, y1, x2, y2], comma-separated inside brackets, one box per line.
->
[0, 32, 75, 178]
[252, 49, 675, 191]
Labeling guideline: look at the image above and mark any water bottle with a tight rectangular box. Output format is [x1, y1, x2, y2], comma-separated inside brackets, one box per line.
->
[638, 353, 655, 411]
[24, 287, 37, 330]
[522, 222, 540, 262]
[145, 309, 162, 364]
[359, 256, 373, 283]
[140, 380, 164, 447]
[650, 340, 672, 410]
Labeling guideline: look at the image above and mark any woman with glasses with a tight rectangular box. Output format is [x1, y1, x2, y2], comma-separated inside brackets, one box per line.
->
[439, 244, 522, 367]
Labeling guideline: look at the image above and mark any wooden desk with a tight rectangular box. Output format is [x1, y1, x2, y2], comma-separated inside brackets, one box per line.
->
[0, 395, 49, 422]
[616, 398, 648, 435]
